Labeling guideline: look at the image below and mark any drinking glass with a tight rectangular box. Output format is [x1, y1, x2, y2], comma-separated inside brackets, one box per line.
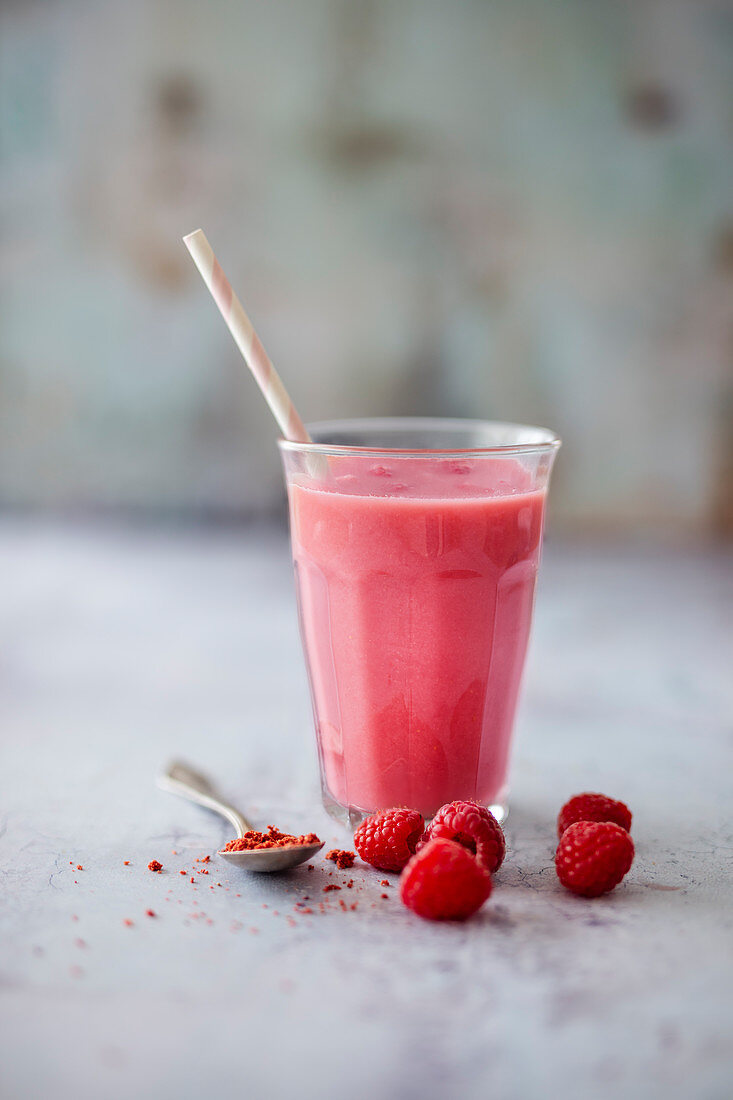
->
[279, 418, 560, 826]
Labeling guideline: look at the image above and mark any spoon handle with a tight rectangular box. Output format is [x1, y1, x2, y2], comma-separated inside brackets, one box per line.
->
[157, 760, 254, 838]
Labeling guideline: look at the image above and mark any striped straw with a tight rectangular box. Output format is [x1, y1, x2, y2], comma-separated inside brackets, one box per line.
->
[183, 229, 312, 444]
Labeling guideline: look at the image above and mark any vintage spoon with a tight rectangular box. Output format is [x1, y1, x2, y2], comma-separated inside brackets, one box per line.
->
[157, 760, 324, 872]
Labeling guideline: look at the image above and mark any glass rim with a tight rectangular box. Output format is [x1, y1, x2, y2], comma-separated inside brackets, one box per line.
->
[278, 417, 561, 458]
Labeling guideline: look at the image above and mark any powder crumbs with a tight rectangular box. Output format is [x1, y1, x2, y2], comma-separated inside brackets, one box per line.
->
[325, 848, 356, 870]
[221, 826, 321, 852]
[148, 860, 163, 873]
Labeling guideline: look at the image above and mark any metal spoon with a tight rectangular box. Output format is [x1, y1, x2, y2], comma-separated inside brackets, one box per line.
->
[157, 760, 324, 872]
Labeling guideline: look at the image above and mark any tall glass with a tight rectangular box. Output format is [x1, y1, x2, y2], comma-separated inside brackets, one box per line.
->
[279, 419, 560, 826]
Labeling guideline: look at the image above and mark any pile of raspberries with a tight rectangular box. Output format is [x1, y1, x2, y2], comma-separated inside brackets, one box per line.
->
[353, 792, 634, 922]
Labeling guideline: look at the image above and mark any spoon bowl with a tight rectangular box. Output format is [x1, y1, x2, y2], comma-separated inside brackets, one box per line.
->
[157, 761, 323, 873]
[219, 842, 324, 872]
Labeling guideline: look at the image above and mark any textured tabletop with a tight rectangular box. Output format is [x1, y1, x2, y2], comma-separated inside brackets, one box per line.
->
[1, 520, 731, 1100]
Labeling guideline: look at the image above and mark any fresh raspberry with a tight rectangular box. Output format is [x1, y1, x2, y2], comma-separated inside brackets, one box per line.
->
[422, 800, 505, 873]
[557, 792, 632, 838]
[555, 821, 634, 897]
[400, 839, 492, 921]
[353, 808, 424, 872]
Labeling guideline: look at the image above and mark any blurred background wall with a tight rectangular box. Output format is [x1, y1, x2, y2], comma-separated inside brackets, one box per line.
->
[1, 0, 731, 537]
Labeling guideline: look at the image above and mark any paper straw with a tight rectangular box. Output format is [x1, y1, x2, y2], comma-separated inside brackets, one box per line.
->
[183, 229, 312, 444]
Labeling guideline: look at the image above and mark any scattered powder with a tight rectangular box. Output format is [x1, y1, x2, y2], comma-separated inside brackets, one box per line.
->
[324, 884, 341, 893]
[148, 860, 163, 873]
[325, 849, 356, 870]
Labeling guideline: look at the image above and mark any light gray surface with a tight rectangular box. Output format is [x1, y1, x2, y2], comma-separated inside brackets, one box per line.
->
[1, 520, 731, 1100]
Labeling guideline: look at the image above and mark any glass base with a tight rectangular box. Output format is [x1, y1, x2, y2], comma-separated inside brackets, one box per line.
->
[322, 786, 508, 829]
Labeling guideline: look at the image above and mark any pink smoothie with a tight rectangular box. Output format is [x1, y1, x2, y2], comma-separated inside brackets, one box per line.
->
[287, 456, 546, 819]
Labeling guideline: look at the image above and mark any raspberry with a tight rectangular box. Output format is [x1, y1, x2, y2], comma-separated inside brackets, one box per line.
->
[557, 792, 632, 838]
[353, 808, 424, 872]
[423, 800, 505, 873]
[400, 839, 492, 921]
[555, 821, 634, 897]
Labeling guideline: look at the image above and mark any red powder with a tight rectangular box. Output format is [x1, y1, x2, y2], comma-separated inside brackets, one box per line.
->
[148, 860, 163, 873]
[325, 848, 356, 870]
[324, 884, 341, 893]
[123, 861, 130, 866]
[221, 826, 321, 852]
[146, 910, 156, 918]
[123, 919, 134, 927]
[380, 880, 390, 887]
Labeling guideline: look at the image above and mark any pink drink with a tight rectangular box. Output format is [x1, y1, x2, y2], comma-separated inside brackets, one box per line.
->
[281, 422, 558, 823]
